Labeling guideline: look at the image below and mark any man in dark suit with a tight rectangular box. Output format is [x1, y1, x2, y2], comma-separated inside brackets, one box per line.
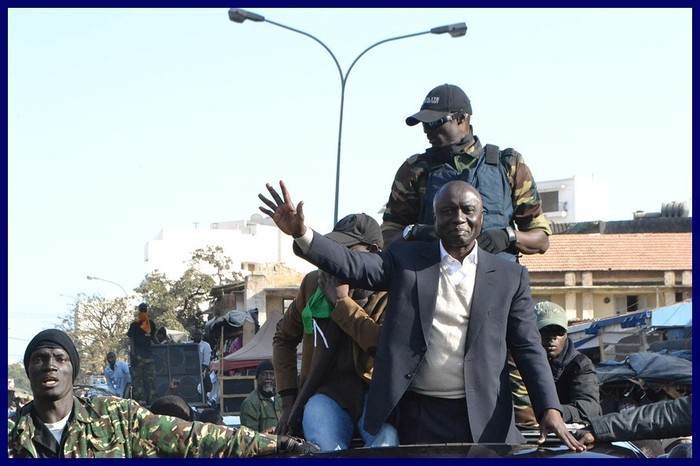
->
[259, 180, 584, 451]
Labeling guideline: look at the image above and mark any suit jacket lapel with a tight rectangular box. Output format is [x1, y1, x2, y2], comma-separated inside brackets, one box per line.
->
[416, 243, 441, 343]
[465, 249, 498, 354]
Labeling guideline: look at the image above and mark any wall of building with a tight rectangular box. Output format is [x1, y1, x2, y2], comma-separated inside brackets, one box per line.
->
[530, 283, 689, 322]
[144, 215, 327, 281]
[537, 175, 611, 223]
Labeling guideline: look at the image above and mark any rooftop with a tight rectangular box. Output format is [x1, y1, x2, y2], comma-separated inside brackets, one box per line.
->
[519, 232, 692, 272]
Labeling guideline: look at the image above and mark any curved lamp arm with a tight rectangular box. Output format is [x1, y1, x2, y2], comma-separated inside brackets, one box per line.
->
[228, 9, 467, 223]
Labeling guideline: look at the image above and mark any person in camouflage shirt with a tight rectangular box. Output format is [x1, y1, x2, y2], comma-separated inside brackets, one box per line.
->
[381, 84, 551, 260]
[8, 328, 318, 458]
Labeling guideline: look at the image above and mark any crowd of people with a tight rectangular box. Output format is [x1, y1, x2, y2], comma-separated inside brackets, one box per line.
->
[257, 83, 690, 456]
[9, 83, 691, 458]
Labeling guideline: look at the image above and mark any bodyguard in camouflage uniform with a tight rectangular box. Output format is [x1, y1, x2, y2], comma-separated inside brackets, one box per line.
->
[381, 83, 551, 259]
[8, 328, 319, 458]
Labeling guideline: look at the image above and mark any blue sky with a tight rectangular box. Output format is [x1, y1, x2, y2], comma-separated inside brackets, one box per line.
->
[6, 7, 692, 364]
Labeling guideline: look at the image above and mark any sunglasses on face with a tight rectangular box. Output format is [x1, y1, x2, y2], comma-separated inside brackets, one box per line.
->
[423, 112, 464, 130]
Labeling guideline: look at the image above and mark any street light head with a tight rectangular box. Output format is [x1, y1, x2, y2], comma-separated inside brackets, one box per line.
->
[228, 8, 265, 24]
[430, 22, 468, 38]
[86, 275, 129, 298]
[448, 23, 468, 38]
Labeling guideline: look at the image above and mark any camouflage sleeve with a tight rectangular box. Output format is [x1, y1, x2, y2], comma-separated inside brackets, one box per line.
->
[505, 150, 552, 235]
[509, 364, 532, 409]
[381, 157, 426, 233]
[138, 411, 278, 457]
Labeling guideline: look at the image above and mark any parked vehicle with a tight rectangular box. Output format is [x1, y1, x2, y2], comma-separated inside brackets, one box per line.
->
[300, 440, 647, 459]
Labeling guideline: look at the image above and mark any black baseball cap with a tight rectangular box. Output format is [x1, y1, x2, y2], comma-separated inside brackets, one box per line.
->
[406, 84, 472, 126]
[325, 213, 383, 249]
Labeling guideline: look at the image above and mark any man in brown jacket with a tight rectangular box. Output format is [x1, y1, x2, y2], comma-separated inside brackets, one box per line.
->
[272, 213, 399, 451]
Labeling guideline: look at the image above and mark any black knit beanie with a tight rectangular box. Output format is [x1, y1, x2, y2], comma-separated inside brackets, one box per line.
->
[255, 359, 274, 378]
[24, 329, 80, 382]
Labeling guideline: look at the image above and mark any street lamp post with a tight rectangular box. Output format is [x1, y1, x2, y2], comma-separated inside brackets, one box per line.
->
[86, 275, 129, 298]
[229, 9, 467, 224]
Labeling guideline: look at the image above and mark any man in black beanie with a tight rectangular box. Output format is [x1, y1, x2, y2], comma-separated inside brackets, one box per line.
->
[9, 328, 320, 458]
[240, 359, 281, 434]
[23, 328, 81, 382]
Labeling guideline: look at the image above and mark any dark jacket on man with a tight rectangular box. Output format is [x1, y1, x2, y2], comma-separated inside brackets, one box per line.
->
[550, 338, 602, 423]
[273, 270, 387, 436]
[295, 232, 562, 443]
[588, 395, 691, 442]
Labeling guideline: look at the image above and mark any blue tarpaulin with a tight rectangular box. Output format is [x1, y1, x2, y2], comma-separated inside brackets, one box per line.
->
[596, 352, 693, 386]
[571, 302, 692, 350]
[650, 302, 692, 327]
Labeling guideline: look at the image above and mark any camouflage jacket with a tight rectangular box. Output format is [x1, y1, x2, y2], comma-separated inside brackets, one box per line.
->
[7, 395, 278, 458]
[382, 133, 551, 235]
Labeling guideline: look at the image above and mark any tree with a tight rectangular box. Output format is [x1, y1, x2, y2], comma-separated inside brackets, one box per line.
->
[189, 245, 236, 284]
[135, 245, 243, 334]
[132, 271, 183, 331]
[8, 363, 30, 393]
[57, 293, 133, 383]
[47, 246, 243, 382]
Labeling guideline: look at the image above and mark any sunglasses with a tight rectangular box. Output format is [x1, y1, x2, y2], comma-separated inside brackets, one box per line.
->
[423, 112, 464, 130]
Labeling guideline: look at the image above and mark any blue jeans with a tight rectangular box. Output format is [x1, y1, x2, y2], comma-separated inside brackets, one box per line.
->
[302, 393, 399, 451]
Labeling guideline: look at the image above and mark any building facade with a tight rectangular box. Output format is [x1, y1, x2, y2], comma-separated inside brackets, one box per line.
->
[520, 231, 692, 322]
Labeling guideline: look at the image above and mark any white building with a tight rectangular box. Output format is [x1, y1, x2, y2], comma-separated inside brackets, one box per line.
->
[537, 174, 610, 223]
[145, 176, 612, 284]
[144, 214, 330, 282]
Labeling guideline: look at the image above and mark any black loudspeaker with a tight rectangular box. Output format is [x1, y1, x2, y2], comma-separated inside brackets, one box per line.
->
[152, 344, 204, 404]
[223, 396, 245, 414]
[222, 377, 256, 414]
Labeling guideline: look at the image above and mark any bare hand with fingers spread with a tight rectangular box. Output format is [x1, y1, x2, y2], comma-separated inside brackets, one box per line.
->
[258, 181, 307, 239]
